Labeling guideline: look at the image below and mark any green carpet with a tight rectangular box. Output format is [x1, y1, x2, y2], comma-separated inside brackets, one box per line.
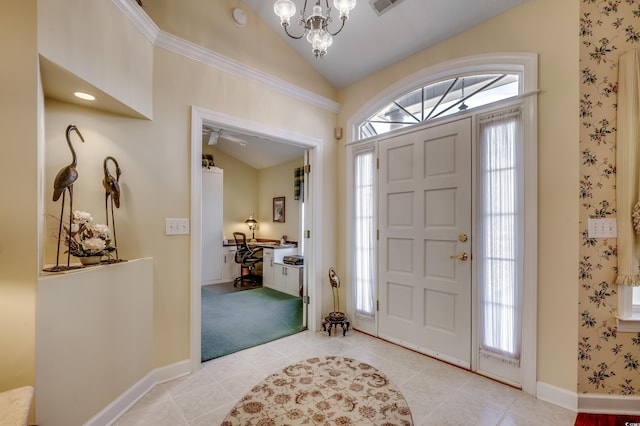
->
[201, 286, 304, 362]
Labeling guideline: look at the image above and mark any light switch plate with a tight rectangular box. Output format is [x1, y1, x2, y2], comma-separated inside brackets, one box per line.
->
[165, 218, 190, 235]
[588, 218, 617, 238]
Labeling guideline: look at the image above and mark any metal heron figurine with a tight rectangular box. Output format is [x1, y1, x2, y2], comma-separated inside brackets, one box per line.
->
[103, 156, 122, 261]
[51, 124, 85, 270]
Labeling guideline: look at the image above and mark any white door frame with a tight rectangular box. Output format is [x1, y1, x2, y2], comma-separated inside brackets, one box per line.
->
[189, 107, 324, 372]
[344, 53, 538, 395]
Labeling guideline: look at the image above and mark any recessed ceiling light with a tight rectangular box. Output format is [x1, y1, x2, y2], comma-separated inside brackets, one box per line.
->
[74, 92, 95, 101]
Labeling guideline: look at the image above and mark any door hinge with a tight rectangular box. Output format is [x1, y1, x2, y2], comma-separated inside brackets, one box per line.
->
[303, 295, 310, 304]
[376, 229, 379, 240]
[376, 157, 379, 169]
[376, 300, 379, 311]
[305, 230, 311, 238]
[305, 164, 311, 174]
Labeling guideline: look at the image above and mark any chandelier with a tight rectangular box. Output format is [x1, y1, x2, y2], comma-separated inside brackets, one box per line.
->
[273, 0, 357, 58]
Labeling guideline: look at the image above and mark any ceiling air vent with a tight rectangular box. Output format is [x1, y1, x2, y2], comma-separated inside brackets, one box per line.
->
[369, 0, 404, 16]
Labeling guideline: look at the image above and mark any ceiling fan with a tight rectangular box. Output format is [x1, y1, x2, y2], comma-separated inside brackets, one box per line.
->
[203, 126, 247, 146]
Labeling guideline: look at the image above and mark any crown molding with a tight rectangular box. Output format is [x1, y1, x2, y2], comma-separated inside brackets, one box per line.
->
[111, 0, 340, 114]
[111, 0, 159, 44]
[155, 31, 340, 113]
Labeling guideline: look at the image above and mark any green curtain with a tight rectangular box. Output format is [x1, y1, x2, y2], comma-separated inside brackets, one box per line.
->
[294, 167, 304, 201]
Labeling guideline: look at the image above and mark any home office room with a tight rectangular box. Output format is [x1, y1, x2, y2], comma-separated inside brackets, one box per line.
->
[200, 125, 308, 362]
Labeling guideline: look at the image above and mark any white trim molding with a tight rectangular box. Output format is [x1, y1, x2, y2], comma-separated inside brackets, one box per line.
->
[344, 52, 539, 396]
[578, 393, 640, 415]
[537, 381, 640, 416]
[537, 381, 578, 412]
[155, 31, 340, 113]
[111, 0, 159, 44]
[347, 52, 538, 142]
[84, 360, 192, 426]
[112, 0, 340, 114]
[189, 106, 325, 372]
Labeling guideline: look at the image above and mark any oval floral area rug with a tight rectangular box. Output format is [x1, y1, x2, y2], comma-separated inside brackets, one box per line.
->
[222, 356, 413, 425]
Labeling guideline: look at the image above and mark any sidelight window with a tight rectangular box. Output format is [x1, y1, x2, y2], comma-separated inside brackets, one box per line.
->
[478, 107, 523, 363]
[352, 145, 376, 318]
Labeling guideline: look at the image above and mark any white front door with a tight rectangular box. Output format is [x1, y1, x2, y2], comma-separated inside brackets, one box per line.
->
[378, 118, 472, 367]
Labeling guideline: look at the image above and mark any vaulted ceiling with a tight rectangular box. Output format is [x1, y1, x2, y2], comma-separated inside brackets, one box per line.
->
[242, 0, 531, 88]
[212, 0, 530, 168]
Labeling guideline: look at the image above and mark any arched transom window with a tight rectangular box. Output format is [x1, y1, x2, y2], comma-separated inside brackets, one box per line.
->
[359, 73, 520, 139]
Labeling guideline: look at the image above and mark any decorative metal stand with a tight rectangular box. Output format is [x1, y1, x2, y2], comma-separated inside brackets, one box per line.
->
[44, 125, 85, 272]
[322, 267, 350, 336]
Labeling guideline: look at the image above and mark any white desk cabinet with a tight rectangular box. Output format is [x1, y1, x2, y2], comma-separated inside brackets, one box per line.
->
[273, 263, 303, 297]
[222, 245, 240, 283]
[262, 249, 275, 288]
[262, 246, 297, 295]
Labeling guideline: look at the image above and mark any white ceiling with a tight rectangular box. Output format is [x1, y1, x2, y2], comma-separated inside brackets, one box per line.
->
[241, 0, 531, 89]
[202, 126, 306, 170]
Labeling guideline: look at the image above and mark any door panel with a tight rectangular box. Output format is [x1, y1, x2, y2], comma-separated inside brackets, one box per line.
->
[378, 118, 472, 367]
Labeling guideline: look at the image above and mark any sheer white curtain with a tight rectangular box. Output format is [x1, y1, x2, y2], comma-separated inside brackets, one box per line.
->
[353, 146, 376, 318]
[479, 108, 523, 364]
[615, 49, 640, 288]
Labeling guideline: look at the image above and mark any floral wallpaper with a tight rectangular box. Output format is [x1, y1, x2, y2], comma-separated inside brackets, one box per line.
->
[579, 0, 640, 394]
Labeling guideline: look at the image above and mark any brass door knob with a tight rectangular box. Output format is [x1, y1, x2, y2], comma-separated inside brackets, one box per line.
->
[450, 252, 468, 261]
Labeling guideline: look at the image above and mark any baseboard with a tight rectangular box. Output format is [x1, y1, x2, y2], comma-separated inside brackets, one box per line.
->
[537, 381, 640, 415]
[537, 381, 578, 412]
[84, 359, 193, 426]
[578, 393, 640, 415]
[154, 358, 192, 384]
[83, 371, 155, 426]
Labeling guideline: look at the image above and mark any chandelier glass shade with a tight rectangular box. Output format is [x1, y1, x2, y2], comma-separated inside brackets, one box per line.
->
[273, 0, 357, 58]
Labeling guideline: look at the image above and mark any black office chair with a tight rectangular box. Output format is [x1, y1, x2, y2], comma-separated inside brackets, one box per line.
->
[232, 232, 263, 287]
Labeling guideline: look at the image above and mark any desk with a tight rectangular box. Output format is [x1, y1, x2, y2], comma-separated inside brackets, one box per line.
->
[250, 242, 296, 249]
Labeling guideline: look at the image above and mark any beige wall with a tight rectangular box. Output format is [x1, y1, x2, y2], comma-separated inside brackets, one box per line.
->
[143, 0, 337, 101]
[202, 145, 304, 243]
[337, 0, 580, 393]
[257, 157, 305, 242]
[40, 1, 338, 369]
[38, 0, 153, 118]
[0, 0, 38, 396]
[3, 0, 593, 411]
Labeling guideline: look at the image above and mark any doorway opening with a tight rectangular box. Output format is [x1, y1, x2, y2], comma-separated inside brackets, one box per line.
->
[189, 107, 323, 370]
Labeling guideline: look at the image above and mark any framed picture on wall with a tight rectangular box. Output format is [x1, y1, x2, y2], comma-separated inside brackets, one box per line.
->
[273, 197, 285, 222]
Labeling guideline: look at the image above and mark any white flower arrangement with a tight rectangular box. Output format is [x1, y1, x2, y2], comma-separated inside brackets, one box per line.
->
[62, 211, 115, 257]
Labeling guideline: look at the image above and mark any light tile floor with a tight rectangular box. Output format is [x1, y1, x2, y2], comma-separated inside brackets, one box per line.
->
[115, 330, 577, 426]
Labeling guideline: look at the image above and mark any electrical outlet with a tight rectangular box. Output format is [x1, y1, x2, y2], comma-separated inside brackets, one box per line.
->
[165, 218, 190, 235]
[588, 218, 617, 238]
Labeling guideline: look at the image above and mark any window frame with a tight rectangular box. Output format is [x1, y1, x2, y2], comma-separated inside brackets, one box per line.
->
[359, 73, 521, 139]
[617, 286, 640, 332]
[345, 52, 538, 394]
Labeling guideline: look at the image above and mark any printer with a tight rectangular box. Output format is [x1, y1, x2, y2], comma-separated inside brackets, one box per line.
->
[283, 255, 304, 266]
